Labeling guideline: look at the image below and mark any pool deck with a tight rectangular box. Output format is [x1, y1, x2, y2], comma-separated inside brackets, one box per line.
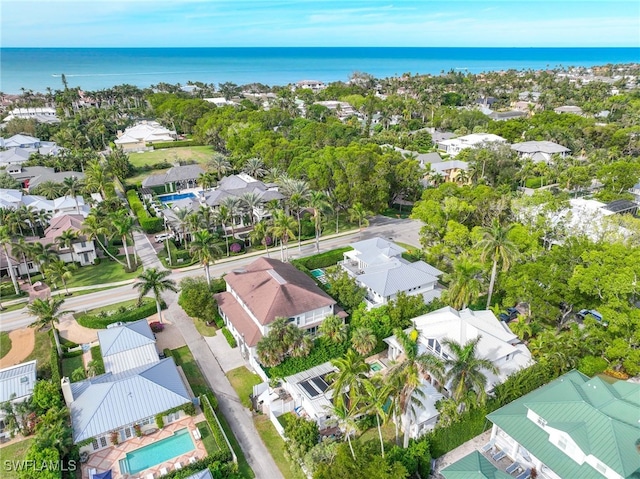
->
[82, 414, 207, 479]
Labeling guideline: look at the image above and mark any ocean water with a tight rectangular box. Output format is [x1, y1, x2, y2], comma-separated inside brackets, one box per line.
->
[1, 47, 638, 94]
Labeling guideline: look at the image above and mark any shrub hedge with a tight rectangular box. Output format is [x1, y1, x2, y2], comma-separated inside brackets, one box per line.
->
[128, 189, 164, 233]
[75, 300, 163, 329]
[265, 338, 348, 378]
[201, 394, 232, 461]
[49, 332, 61, 388]
[292, 247, 352, 271]
[90, 346, 105, 375]
[147, 140, 203, 149]
[221, 328, 237, 348]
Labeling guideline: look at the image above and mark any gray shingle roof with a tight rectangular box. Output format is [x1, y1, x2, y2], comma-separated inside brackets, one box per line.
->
[98, 320, 156, 357]
[511, 141, 570, 154]
[358, 259, 441, 297]
[0, 360, 37, 403]
[70, 358, 191, 442]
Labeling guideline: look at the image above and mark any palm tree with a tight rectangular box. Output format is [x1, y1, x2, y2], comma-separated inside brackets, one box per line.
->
[198, 172, 217, 191]
[28, 242, 57, 280]
[348, 203, 371, 230]
[0, 226, 20, 294]
[208, 153, 231, 180]
[111, 212, 138, 270]
[444, 257, 484, 309]
[34, 181, 63, 200]
[250, 220, 272, 257]
[217, 205, 231, 256]
[329, 401, 360, 460]
[308, 191, 331, 253]
[47, 260, 75, 295]
[351, 327, 377, 356]
[82, 214, 125, 265]
[319, 315, 347, 343]
[388, 328, 444, 448]
[288, 192, 308, 251]
[12, 238, 35, 286]
[61, 176, 84, 214]
[478, 221, 518, 308]
[174, 207, 192, 245]
[197, 205, 216, 232]
[219, 196, 241, 238]
[441, 337, 498, 408]
[84, 159, 111, 198]
[362, 376, 392, 457]
[56, 229, 78, 251]
[133, 268, 177, 323]
[271, 210, 296, 261]
[242, 157, 266, 178]
[26, 297, 69, 356]
[509, 316, 534, 341]
[189, 230, 222, 285]
[328, 349, 370, 410]
[240, 192, 261, 226]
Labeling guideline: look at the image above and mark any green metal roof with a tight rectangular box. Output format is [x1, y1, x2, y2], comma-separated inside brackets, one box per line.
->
[487, 371, 640, 479]
[440, 451, 512, 479]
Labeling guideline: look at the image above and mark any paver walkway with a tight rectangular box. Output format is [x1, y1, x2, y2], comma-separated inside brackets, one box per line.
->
[164, 300, 283, 479]
[133, 231, 164, 271]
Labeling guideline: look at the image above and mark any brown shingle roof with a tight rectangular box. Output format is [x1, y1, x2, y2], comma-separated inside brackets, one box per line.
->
[215, 292, 263, 347]
[223, 257, 336, 326]
[44, 214, 85, 239]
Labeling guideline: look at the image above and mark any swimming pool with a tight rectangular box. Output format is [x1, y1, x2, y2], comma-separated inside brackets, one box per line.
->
[158, 192, 196, 203]
[119, 428, 195, 475]
[370, 361, 383, 372]
[310, 268, 325, 278]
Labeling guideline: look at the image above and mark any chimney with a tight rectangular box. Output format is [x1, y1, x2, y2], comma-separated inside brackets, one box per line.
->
[61, 377, 74, 406]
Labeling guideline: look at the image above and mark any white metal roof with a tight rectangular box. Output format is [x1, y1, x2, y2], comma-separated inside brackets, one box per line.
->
[0, 360, 37, 403]
[98, 320, 156, 357]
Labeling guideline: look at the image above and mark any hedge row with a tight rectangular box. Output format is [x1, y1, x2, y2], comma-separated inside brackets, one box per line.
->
[50, 331, 61, 388]
[265, 338, 348, 378]
[292, 247, 352, 271]
[75, 300, 163, 329]
[155, 456, 236, 479]
[148, 140, 203, 149]
[127, 190, 163, 233]
[201, 394, 232, 460]
[221, 328, 237, 348]
[90, 346, 105, 375]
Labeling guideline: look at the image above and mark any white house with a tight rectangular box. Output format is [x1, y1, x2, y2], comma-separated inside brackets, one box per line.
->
[295, 80, 326, 92]
[629, 181, 640, 202]
[39, 214, 97, 266]
[2, 107, 59, 124]
[384, 307, 533, 439]
[215, 257, 342, 372]
[339, 237, 444, 309]
[511, 141, 571, 164]
[0, 360, 37, 440]
[64, 321, 192, 453]
[114, 121, 176, 151]
[486, 370, 640, 479]
[438, 133, 508, 157]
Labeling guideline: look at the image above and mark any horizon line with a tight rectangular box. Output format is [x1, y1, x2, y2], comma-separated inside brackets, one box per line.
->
[2, 46, 638, 49]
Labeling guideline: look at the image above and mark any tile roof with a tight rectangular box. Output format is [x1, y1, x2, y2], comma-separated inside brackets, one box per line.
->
[69, 358, 191, 442]
[0, 360, 37, 403]
[441, 451, 512, 479]
[141, 165, 205, 187]
[44, 214, 85, 238]
[487, 371, 640, 479]
[214, 292, 263, 347]
[223, 257, 336, 326]
[511, 141, 570, 154]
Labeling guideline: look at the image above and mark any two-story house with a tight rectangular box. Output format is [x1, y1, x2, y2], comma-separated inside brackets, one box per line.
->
[215, 257, 342, 371]
[0, 360, 37, 440]
[339, 237, 444, 309]
[384, 307, 533, 438]
[511, 141, 571, 164]
[484, 370, 640, 479]
[40, 214, 97, 266]
[438, 133, 508, 157]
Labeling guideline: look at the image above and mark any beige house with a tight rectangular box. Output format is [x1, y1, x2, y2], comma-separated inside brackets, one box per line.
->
[114, 121, 176, 151]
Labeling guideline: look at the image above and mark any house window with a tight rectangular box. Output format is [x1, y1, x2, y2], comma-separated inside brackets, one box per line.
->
[27, 262, 34, 269]
[99, 436, 107, 448]
[92, 438, 99, 450]
[83, 253, 89, 263]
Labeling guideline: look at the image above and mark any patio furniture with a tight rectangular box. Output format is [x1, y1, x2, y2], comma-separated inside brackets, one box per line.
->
[515, 469, 531, 479]
[506, 462, 521, 474]
[189, 457, 197, 464]
[481, 440, 496, 453]
[174, 462, 182, 470]
[192, 428, 201, 440]
[492, 450, 506, 461]
[146, 474, 154, 479]
[89, 468, 97, 479]
[160, 468, 168, 476]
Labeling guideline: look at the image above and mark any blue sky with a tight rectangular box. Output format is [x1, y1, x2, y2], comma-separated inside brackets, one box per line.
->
[2, 1, 639, 48]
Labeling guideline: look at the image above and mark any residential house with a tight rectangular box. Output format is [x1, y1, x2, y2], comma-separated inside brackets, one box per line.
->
[488, 110, 528, 121]
[384, 145, 444, 170]
[295, 80, 326, 92]
[314, 101, 358, 120]
[511, 141, 571, 164]
[0, 360, 37, 440]
[64, 321, 192, 453]
[114, 120, 176, 152]
[0, 134, 60, 167]
[438, 133, 508, 157]
[204, 97, 238, 107]
[441, 451, 511, 479]
[429, 129, 456, 146]
[629, 181, 640, 203]
[141, 164, 205, 193]
[39, 214, 98, 266]
[384, 306, 532, 438]
[429, 159, 470, 183]
[554, 105, 583, 115]
[7, 165, 84, 192]
[214, 257, 341, 371]
[2, 107, 59, 124]
[486, 370, 640, 479]
[339, 237, 444, 309]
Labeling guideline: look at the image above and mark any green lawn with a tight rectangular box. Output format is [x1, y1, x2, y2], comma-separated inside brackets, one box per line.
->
[61, 354, 85, 378]
[25, 330, 52, 379]
[196, 421, 222, 455]
[0, 438, 35, 479]
[358, 420, 397, 446]
[170, 346, 210, 397]
[127, 145, 215, 168]
[226, 367, 262, 409]
[80, 297, 152, 317]
[0, 331, 12, 359]
[91, 345, 105, 375]
[63, 259, 141, 288]
[276, 412, 297, 432]
[194, 320, 218, 337]
[254, 415, 305, 479]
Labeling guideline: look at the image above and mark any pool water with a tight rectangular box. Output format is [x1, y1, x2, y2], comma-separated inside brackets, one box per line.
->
[310, 269, 324, 278]
[119, 428, 195, 474]
[370, 362, 383, 372]
[158, 192, 196, 203]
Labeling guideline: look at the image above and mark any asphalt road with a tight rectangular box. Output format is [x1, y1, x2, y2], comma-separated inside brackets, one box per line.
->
[0, 216, 423, 332]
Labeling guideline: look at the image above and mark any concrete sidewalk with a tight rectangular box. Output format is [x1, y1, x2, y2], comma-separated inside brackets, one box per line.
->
[165, 301, 283, 479]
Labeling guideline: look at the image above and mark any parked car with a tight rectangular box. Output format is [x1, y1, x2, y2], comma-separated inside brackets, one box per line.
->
[576, 309, 607, 326]
[499, 307, 519, 322]
[106, 321, 125, 329]
[154, 232, 174, 243]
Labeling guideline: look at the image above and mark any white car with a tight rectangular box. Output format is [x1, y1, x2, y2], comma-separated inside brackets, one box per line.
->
[154, 232, 174, 243]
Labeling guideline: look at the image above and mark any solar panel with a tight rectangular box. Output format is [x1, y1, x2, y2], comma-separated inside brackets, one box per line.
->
[311, 376, 329, 392]
[299, 381, 320, 398]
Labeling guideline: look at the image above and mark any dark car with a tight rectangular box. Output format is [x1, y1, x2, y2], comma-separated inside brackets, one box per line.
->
[499, 307, 519, 322]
